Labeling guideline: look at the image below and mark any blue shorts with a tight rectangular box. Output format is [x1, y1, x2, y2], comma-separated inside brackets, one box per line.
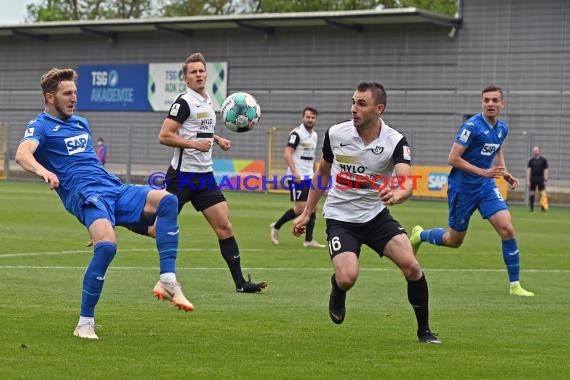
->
[447, 182, 507, 232]
[68, 184, 152, 228]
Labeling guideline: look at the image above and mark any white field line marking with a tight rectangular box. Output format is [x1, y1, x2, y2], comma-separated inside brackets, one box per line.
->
[0, 248, 263, 258]
[0, 265, 568, 273]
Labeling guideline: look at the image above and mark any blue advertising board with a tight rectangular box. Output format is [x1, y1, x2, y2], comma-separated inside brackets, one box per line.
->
[77, 64, 151, 111]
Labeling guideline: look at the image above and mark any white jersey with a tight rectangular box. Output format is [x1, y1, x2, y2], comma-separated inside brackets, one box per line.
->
[166, 88, 216, 172]
[322, 119, 411, 223]
[286, 124, 318, 179]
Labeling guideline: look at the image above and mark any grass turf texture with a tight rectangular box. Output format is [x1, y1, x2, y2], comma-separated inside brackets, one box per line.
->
[0, 181, 568, 379]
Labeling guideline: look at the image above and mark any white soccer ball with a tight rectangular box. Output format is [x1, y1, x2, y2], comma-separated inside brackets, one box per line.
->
[220, 92, 261, 133]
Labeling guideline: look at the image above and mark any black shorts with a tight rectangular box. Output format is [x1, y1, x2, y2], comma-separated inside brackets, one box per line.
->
[165, 166, 226, 212]
[288, 178, 311, 202]
[529, 177, 545, 192]
[325, 208, 407, 259]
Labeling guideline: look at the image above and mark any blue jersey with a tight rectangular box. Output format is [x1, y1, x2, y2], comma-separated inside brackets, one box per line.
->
[21, 112, 123, 215]
[448, 113, 509, 190]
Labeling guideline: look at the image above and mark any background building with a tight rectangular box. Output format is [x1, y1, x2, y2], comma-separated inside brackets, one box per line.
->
[1, 0, 568, 198]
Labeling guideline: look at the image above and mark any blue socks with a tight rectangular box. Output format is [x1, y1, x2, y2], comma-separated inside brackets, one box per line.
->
[81, 242, 117, 318]
[155, 194, 179, 274]
[420, 228, 446, 246]
[502, 239, 520, 282]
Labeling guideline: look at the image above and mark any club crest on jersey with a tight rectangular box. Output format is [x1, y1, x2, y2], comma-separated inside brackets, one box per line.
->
[64, 133, 89, 155]
[370, 146, 384, 155]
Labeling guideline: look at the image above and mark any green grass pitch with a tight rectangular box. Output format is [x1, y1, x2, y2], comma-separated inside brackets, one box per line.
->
[0, 181, 568, 379]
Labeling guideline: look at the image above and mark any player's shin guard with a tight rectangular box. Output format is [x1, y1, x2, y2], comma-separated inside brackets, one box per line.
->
[219, 236, 246, 286]
[407, 272, 430, 333]
[81, 242, 117, 317]
[502, 239, 520, 282]
[155, 194, 179, 274]
[305, 212, 317, 241]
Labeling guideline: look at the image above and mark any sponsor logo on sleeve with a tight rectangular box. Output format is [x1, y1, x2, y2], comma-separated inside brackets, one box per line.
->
[403, 146, 411, 160]
[459, 129, 471, 143]
[169, 103, 180, 116]
[288, 134, 297, 144]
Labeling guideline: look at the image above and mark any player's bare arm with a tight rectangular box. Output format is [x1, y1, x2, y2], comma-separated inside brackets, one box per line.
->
[15, 140, 60, 189]
[159, 118, 212, 152]
[448, 142, 504, 178]
[284, 146, 301, 181]
[379, 162, 413, 205]
[214, 135, 231, 151]
[495, 148, 518, 189]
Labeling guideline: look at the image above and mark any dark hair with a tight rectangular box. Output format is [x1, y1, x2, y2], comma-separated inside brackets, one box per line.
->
[41, 68, 77, 95]
[183, 52, 207, 74]
[482, 85, 503, 98]
[356, 82, 387, 106]
[302, 106, 318, 116]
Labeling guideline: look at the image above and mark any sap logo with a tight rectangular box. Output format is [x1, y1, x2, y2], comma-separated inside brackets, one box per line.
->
[428, 173, 448, 190]
[64, 133, 89, 155]
[481, 143, 500, 156]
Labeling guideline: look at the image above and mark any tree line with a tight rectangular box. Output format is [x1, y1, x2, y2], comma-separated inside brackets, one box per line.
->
[26, 0, 458, 22]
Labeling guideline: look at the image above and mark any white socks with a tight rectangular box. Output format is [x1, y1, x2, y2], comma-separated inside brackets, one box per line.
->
[160, 272, 177, 284]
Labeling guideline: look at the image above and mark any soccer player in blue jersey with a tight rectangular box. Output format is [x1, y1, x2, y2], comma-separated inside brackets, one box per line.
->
[15, 68, 194, 340]
[409, 85, 534, 297]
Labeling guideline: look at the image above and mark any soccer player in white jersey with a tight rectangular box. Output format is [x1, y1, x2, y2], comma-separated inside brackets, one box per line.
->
[269, 106, 325, 248]
[409, 85, 534, 297]
[16, 68, 193, 340]
[292, 82, 440, 344]
[158, 52, 267, 293]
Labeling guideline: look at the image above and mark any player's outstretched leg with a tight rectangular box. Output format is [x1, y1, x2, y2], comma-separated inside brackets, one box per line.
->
[328, 273, 346, 324]
[153, 194, 195, 311]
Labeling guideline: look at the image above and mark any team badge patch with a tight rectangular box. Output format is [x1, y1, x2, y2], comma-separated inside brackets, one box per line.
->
[169, 103, 180, 117]
[371, 146, 384, 154]
[459, 129, 471, 143]
[403, 146, 411, 161]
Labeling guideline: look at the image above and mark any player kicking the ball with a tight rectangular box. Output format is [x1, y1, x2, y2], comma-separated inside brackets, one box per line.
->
[16, 68, 193, 340]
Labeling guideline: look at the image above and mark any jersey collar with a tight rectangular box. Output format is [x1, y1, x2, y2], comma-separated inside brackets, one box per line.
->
[481, 113, 498, 129]
[186, 87, 209, 103]
[42, 111, 74, 124]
